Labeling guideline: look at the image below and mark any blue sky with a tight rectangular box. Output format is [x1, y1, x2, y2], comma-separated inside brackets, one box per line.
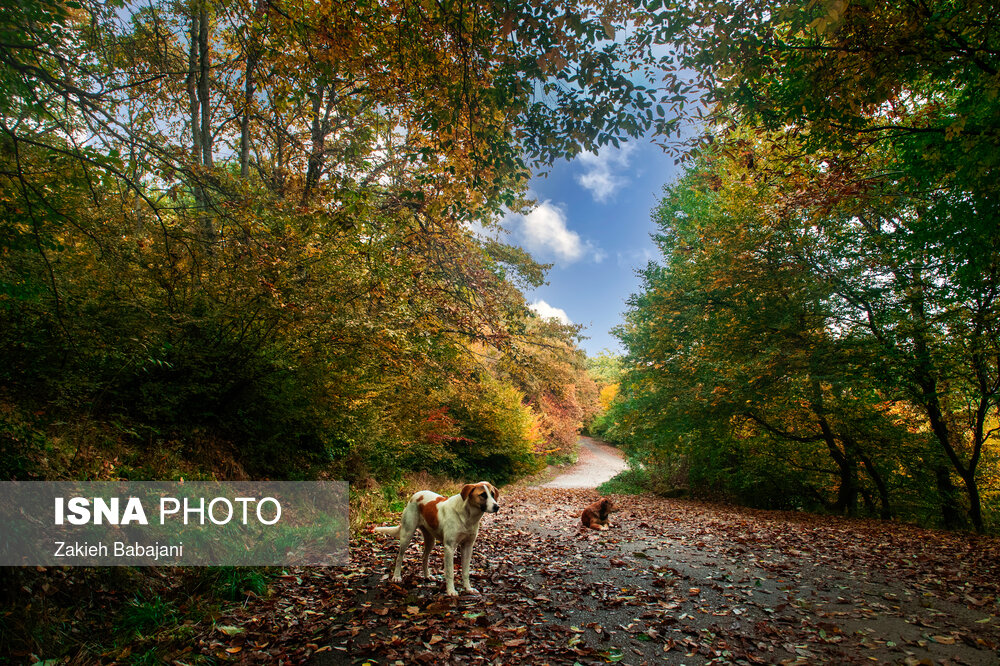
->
[501, 140, 683, 357]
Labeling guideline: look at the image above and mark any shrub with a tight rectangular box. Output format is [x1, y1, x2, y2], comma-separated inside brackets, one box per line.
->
[446, 378, 545, 485]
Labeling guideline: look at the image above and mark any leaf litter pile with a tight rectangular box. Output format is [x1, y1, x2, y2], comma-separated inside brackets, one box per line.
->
[198, 488, 1000, 665]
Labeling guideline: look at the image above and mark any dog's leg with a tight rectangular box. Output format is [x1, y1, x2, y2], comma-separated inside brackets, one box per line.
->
[419, 527, 436, 580]
[460, 539, 478, 594]
[390, 508, 418, 583]
[442, 542, 457, 596]
[390, 526, 416, 583]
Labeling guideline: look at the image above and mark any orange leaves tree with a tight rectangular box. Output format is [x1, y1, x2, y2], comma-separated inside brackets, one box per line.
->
[0, 0, 671, 481]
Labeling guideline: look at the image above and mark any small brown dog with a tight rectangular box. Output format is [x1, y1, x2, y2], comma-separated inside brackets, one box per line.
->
[581, 498, 617, 530]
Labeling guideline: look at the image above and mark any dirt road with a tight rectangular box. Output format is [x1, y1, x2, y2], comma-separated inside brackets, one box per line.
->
[541, 437, 628, 489]
[194, 443, 1000, 665]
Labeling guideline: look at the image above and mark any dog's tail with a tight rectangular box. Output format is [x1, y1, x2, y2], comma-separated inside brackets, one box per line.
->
[373, 525, 400, 537]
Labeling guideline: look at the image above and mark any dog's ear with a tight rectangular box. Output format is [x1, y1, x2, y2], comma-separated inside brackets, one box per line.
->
[487, 483, 499, 499]
[460, 484, 476, 501]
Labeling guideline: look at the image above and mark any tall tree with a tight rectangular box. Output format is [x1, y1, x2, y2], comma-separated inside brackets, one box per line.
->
[631, 0, 1000, 531]
[616, 129, 997, 528]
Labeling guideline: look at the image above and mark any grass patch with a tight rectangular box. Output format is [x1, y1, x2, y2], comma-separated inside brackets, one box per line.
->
[349, 481, 392, 533]
[598, 466, 651, 495]
[400, 471, 463, 498]
[545, 449, 578, 467]
[115, 594, 178, 639]
[350, 471, 468, 535]
[1, 565, 278, 662]
[198, 566, 274, 601]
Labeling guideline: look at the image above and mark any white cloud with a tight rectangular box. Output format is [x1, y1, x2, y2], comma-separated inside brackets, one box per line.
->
[504, 201, 602, 265]
[575, 144, 636, 202]
[529, 300, 572, 325]
[616, 247, 656, 268]
[462, 218, 501, 242]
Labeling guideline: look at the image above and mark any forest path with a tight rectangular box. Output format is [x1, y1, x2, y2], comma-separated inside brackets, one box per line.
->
[199, 492, 1000, 665]
[541, 436, 628, 489]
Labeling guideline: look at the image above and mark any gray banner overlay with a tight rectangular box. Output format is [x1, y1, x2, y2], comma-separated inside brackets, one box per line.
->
[0, 481, 348, 566]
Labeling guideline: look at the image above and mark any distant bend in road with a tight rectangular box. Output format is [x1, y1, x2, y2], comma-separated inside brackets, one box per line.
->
[540, 436, 627, 489]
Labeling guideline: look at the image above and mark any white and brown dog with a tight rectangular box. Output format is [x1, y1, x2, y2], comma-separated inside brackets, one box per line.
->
[375, 481, 499, 596]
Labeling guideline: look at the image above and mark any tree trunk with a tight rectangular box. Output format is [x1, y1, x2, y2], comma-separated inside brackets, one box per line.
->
[240, 0, 265, 179]
[960, 468, 984, 533]
[198, 2, 212, 168]
[917, 372, 983, 531]
[810, 380, 857, 516]
[906, 265, 983, 532]
[193, 0, 213, 244]
[814, 414, 857, 516]
[187, 9, 201, 164]
[240, 55, 256, 178]
[857, 449, 892, 520]
[935, 464, 966, 530]
[302, 84, 329, 204]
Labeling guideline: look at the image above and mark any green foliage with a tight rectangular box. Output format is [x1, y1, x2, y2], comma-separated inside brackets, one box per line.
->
[663, 0, 1000, 191]
[594, 0, 1000, 533]
[586, 409, 618, 441]
[200, 567, 274, 602]
[586, 350, 624, 386]
[0, 413, 52, 479]
[597, 466, 650, 496]
[545, 447, 578, 467]
[445, 378, 545, 485]
[614, 128, 999, 531]
[115, 594, 178, 639]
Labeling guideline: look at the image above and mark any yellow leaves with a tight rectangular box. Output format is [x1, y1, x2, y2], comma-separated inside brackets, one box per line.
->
[806, 0, 847, 37]
[599, 15, 616, 41]
[598, 383, 619, 411]
[944, 117, 967, 140]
